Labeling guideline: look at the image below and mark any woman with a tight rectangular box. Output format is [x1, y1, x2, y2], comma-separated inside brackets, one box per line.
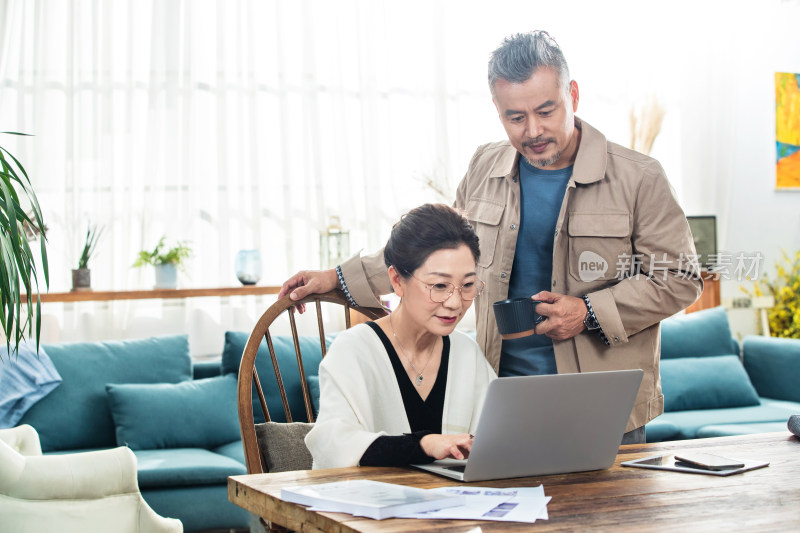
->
[305, 203, 496, 468]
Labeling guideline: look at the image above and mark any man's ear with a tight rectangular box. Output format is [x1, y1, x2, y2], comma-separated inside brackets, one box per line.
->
[569, 80, 579, 112]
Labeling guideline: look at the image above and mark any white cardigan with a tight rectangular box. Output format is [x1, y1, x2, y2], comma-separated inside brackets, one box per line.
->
[305, 323, 496, 469]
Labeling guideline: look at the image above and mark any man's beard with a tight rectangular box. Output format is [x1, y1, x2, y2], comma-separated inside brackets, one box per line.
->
[524, 150, 562, 168]
[522, 137, 561, 168]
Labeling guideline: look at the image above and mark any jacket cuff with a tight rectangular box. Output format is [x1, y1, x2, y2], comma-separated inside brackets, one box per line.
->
[339, 252, 385, 308]
[586, 289, 628, 346]
[335, 265, 359, 308]
[582, 294, 610, 346]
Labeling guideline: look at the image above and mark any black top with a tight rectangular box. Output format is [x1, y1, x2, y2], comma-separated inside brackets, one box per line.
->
[359, 321, 450, 466]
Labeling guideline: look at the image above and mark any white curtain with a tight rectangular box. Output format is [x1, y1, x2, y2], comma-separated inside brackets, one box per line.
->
[1, 0, 798, 350]
[0, 0, 502, 294]
[0, 0, 507, 351]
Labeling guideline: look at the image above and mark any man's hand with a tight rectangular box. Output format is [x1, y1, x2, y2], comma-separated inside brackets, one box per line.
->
[532, 291, 587, 341]
[278, 269, 338, 314]
[420, 433, 474, 460]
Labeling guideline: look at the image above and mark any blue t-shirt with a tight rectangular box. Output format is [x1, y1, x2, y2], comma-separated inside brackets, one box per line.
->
[499, 159, 572, 377]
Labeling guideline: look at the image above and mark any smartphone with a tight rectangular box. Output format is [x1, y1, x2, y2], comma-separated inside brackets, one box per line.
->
[673, 453, 745, 471]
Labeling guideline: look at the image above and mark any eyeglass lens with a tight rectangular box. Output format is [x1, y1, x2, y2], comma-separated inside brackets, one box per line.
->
[429, 280, 484, 302]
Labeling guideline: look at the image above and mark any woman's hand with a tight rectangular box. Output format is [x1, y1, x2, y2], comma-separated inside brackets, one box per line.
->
[420, 433, 474, 460]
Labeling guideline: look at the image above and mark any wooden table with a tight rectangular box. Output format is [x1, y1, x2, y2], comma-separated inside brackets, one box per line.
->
[20, 286, 281, 303]
[229, 432, 800, 531]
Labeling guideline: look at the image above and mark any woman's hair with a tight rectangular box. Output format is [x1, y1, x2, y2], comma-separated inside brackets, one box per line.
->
[384, 203, 480, 277]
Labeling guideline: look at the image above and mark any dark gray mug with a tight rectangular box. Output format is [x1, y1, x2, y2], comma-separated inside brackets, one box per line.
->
[492, 297, 544, 340]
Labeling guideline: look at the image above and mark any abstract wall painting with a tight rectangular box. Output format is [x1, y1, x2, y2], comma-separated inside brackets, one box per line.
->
[775, 72, 800, 190]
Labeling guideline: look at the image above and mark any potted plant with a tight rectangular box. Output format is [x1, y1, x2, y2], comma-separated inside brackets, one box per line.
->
[72, 223, 102, 291]
[743, 250, 800, 339]
[0, 131, 48, 358]
[133, 237, 192, 289]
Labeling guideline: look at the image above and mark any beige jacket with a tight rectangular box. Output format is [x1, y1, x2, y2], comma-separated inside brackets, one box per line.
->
[341, 118, 702, 431]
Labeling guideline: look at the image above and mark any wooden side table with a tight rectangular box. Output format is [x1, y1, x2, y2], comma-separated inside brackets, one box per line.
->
[685, 271, 720, 314]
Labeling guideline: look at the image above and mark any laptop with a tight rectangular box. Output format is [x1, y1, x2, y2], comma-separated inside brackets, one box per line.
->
[412, 369, 643, 482]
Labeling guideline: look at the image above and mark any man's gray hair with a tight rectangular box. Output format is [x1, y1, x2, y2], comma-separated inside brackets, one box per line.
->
[488, 31, 570, 93]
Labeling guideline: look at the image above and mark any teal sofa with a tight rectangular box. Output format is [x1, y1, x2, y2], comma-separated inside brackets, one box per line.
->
[15, 331, 323, 532]
[646, 306, 800, 442]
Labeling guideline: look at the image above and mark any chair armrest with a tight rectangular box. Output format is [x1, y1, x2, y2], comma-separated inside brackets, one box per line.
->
[743, 335, 800, 402]
[7, 446, 141, 500]
[0, 424, 42, 456]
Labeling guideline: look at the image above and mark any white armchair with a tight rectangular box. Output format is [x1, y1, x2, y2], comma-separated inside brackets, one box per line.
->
[0, 424, 182, 533]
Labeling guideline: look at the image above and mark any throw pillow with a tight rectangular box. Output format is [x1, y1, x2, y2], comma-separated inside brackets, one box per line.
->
[306, 375, 321, 417]
[19, 334, 192, 452]
[660, 355, 761, 412]
[0, 341, 62, 429]
[660, 306, 738, 359]
[106, 374, 239, 450]
[255, 421, 313, 472]
[742, 335, 800, 403]
[221, 331, 324, 423]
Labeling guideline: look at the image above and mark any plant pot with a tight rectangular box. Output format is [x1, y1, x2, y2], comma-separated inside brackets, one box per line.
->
[154, 264, 178, 289]
[71, 268, 91, 292]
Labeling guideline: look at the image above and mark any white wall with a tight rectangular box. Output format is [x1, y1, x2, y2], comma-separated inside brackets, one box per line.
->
[677, 2, 800, 337]
[468, 0, 800, 339]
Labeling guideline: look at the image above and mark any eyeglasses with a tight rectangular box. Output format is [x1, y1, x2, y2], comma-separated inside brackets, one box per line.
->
[411, 274, 485, 303]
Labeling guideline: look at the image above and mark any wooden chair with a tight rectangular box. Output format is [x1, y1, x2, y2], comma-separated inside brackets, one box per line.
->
[237, 289, 386, 475]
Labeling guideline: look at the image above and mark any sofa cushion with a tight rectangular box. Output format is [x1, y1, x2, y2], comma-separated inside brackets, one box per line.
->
[134, 448, 247, 488]
[19, 335, 192, 452]
[743, 335, 800, 403]
[695, 422, 793, 439]
[192, 358, 223, 380]
[212, 440, 246, 465]
[660, 306, 738, 359]
[660, 355, 760, 411]
[106, 374, 239, 450]
[221, 331, 323, 423]
[651, 398, 800, 440]
[644, 418, 682, 443]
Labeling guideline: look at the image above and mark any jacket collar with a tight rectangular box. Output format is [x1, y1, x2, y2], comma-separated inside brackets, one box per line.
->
[488, 117, 608, 184]
[571, 118, 607, 184]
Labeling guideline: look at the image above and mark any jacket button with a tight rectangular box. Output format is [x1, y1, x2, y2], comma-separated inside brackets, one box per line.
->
[512, 177, 518, 183]
[552, 280, 556, 287]
[500, 272, 507, 279]
[554, 229, 559, 236]
[510, 224, 516, 230]
[614, 336, 620, 342]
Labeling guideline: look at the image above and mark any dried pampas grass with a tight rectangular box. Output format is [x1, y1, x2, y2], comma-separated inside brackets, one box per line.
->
[629, 95, 666, 155]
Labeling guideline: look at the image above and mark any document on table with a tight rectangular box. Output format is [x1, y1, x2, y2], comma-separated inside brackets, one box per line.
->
[284, 480, 464, 520]
[398, 485, 550, 523]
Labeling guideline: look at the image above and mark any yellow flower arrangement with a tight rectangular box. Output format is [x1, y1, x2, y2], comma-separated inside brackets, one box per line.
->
[742, 250, 800, 338]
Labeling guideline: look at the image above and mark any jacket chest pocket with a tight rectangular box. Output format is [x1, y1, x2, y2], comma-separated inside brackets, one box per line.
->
[466, 198, 504, 268]
[567, 212, 632, 282]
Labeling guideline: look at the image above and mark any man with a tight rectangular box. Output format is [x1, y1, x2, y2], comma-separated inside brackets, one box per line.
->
[279, 31, 702, 444]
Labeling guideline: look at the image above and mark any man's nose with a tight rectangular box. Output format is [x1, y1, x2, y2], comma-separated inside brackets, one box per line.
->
[526, 116, 543, 138]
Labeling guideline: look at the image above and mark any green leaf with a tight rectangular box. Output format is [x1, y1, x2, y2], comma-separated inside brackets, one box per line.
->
[0, 132, 48, 359]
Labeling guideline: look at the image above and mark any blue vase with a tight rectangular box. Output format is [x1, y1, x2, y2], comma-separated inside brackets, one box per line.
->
[235, 250, 262, 285]
[155, 263, 178, 289]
